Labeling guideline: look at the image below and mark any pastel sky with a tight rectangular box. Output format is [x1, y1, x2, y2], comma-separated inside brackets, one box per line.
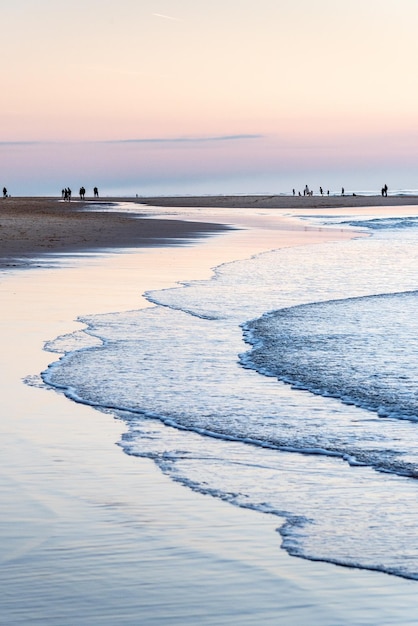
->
[2, 0, 418, 196]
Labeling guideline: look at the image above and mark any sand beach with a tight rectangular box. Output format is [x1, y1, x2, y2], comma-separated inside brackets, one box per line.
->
[1, 195, 418, 625]
[2, 193, 418, 266]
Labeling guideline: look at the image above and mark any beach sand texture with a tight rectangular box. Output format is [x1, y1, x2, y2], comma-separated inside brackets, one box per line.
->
[1, 196, 418, 625]
[2, 193, 418, 265]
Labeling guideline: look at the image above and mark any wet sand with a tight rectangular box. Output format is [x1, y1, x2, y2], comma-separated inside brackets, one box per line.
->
[2, 193, 418, 267]
[140, 193, 418, 209]
[0, 197, 228, 268]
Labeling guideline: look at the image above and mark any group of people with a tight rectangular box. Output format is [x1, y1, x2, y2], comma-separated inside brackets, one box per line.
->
[293, 186, 331, 197]
[292, 184, 389, 197]
[61, 186, 99, 201]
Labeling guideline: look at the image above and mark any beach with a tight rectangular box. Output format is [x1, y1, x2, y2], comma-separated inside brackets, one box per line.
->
[2, 196, 418, 625]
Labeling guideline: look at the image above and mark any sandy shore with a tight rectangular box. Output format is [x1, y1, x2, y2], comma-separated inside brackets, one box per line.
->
[2, 197, 418, 624]
[2, 194, 418, 267]
[140, 193, 418, 209]
[0, 197, 228, 268]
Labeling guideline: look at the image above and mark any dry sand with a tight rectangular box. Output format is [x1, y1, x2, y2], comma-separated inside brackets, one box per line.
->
[2, 197, 418, 624]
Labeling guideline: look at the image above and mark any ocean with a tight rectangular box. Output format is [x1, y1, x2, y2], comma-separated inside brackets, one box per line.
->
[41, 205, 418, 581]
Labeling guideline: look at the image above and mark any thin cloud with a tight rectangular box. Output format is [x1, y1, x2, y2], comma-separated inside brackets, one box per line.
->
[152, 13, 182, 22]
[105, 134, 264, 144]
[0, 135, 264, 147]
[0, 141, 43, 146]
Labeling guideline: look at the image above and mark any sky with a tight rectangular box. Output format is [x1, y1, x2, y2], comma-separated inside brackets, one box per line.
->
[1, 0, 418, 196]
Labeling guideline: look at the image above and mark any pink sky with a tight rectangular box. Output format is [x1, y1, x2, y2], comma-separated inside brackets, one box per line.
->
[1, 1, 418, 195]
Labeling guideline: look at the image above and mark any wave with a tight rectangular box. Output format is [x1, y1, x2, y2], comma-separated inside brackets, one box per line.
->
[241, 290, 418, 423]
[38, 210, 418, 580]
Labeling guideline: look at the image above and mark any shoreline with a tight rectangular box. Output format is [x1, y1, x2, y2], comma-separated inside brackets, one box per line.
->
[0, 197, 229, 268]
[2, 199, 418, 623]
[3, 193, 418, 268]
[139, 193, 418, 209]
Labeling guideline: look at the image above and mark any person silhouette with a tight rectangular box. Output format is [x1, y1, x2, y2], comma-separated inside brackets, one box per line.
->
[94, 186, 99, 198]
[3, 187, 7, 198]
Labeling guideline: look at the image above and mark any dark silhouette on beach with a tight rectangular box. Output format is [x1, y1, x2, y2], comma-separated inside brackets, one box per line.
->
[79, 187, 86, 200]
[94, 187, 99, 198]
[382, 184, 388, 197]
[3, 187, 7, 198]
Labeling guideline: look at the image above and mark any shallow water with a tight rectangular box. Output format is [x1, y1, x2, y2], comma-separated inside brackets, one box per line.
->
[42, 206, 418, 580]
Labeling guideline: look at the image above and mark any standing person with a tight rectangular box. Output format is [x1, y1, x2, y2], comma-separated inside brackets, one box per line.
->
[341, 187, 345, 196]
[3, 187, 7, 198]
[67, 187, 72, 202]
[94, 186, 99, 198]
[383, 184, 388, 197]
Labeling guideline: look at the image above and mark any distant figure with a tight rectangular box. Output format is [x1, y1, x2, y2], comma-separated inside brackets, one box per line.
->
[341, 187, 345, 196]
[79, 186, 86, 200]
[94, 186, 99, 198]
[382, 184, 388, 197]
[320, 186, 323, 196]
[3, 187, 7, 198]
[292, 188, 295, 196]
[327, 190, 330, 195]
[61, 188, 65, 199]
[67, 187, 72, 202]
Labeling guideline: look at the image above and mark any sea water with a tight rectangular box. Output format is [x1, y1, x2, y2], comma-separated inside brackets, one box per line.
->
[42, 208, 418, 580]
